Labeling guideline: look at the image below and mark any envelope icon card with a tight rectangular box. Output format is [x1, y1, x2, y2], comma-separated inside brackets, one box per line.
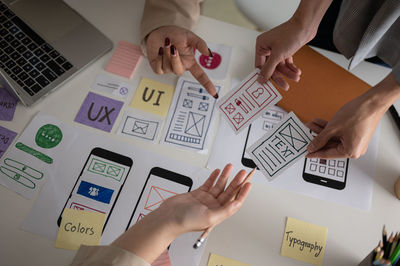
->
[144, 186, 178, 211]
[133, 121, 149, 135]
[118, 109, 163, 142]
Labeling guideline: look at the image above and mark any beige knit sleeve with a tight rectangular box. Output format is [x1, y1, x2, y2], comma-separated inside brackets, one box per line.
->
[140, 0, 203, 45]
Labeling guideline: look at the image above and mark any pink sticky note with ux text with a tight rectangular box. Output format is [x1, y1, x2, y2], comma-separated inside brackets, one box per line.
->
[106, 41, 142, 79]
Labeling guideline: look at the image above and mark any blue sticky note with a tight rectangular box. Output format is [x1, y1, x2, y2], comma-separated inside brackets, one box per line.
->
[77, 180, 114, 204]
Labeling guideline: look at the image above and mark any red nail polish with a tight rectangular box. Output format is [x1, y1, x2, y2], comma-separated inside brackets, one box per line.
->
[165, 37, 170, 46]
[213, 93, 219, 99]
[158, 47, 163, 56]
[170, 45, 176, 56]
[208, 48, 213, 57]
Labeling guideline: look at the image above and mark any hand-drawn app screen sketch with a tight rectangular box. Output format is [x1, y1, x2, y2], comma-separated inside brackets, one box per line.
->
[247, 112, 313, 180]
[303, 158, 349, 190]
[126, 167, 192, 230]
[57, 148, 132, 231]
[242, 105, 287, 168]
[163, 78, 221, 150]
[218, 69, 282, 133]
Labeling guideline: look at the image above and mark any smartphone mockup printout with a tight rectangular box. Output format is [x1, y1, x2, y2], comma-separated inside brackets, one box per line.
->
[241, 105, 287, 168]
[126, 167, 193, 230]
[57, 147, 133, 231]
[302, 158, 349, 190]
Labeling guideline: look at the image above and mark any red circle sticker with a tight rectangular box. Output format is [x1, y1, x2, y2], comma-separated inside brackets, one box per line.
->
[199, 52, 222, 69]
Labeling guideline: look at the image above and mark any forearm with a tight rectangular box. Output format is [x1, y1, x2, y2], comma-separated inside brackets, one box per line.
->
[364, 72, 400, 113]
[289, 0, 333, 41]
[111, 206, 180, 264]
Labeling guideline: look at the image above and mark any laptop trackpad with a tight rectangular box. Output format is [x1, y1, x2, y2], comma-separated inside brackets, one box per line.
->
[8, 0, 83, 42]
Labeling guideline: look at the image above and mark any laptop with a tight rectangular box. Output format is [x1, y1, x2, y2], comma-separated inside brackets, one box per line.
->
[0, 0, 113, 106]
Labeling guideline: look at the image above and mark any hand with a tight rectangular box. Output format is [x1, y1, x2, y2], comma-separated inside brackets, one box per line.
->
[305, 93, 385, 159]
[146, 26, 218, 98]
[159, 164, 252, 234]
[255, 20, 308, 90]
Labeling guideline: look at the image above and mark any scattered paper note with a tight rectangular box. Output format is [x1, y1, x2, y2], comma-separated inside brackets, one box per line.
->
[247, 112, 313, 180]
[161, 77, 221, 151]
[55, 208, 106, 250]
[74, 92, 124, 132]
[117, 108, 163, 143]
[130, 78, 175, 117]
[106, 40, 142, 79]
[195, 42, 232, 80]
[0, 125, 17, 159]
[281, 217, 328, 266]
[91, 74, 133, 98]
[0, 87, 18, 121]
[207, 253, 251, 266]
[218, 69, 282, 133]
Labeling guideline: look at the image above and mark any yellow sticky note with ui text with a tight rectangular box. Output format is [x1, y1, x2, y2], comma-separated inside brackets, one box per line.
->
[130, 78, 175, 116]
[281, 217, 328, 266]
[207, 253, 251, 266]
[55, 208, 106, 250]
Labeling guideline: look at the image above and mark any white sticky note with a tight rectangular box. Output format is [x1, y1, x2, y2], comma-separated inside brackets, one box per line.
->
[91, 74, 133, 98]
[117, 108, 163, 143]
[218, 69, 282, 134]
[161, 77, 221, 152]
[195, 42, 232, 80]
[247, 112, 313, 180]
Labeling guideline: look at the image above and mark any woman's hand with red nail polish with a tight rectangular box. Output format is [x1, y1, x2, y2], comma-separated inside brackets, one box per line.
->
[146, 25, 218, 97]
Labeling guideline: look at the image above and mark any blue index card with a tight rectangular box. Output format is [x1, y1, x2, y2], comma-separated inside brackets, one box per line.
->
[77, 180, 114, 204]
[247, 112, 313, 180]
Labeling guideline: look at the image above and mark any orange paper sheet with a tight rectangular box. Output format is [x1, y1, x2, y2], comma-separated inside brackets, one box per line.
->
[277, 45, 370, 122]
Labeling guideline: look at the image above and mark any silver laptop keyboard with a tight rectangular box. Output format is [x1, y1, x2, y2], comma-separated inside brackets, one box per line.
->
[0, 1, 73, 96]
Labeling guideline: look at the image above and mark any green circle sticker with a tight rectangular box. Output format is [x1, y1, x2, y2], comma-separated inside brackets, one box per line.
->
[35, 124, 63, 149]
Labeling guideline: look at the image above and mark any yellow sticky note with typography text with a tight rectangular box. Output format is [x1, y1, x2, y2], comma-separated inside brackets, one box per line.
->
[281, 217, 328, 266]
[55, 208, 106, 250]
[130, 78, 175, 116]
[207, 253, 251, 266]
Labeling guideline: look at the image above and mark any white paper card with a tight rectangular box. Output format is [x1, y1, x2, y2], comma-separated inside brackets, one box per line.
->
[247, 112, 313, 180]
[218, 69, 282, 134]
[20, 113, 210, 266]
[117, 108, 163, 143]
[195, 42, 232, 80]
[207, 108, 378, 211]
[0, 113, 78, 199]
[161, 77, 221, 152]
[92, 74, 133, 98]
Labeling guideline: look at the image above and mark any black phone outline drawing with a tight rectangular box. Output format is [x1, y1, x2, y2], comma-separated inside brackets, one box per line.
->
[302, 158, 349, 190]
[57, 147, 133, 233]
[241, 124, 258, 169]
[125, 167, 193, 231]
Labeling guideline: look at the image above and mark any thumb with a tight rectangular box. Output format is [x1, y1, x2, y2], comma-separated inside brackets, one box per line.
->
[307, 129, 334, 153]
[188, 32, 211, 56]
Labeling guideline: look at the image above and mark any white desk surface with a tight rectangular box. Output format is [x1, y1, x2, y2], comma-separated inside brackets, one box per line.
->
[1, 1, 400, 266]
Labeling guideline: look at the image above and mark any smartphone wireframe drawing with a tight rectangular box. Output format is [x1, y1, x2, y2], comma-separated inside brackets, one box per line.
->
[302, 158, 349, 190]
[126, 167, 193, 230]
[57, 147, 133, 231]
[241, 105, 287, 168]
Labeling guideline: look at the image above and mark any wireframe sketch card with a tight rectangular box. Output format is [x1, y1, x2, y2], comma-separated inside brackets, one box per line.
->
[247, 112, 313, 180]
[162, 77, 221, 150]
[218, 69, 282, 133]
